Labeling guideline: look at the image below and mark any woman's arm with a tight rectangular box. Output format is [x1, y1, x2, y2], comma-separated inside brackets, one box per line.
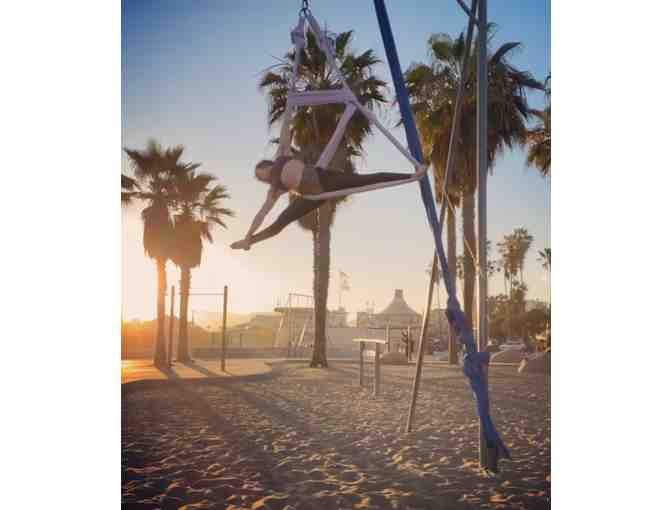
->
[245, 188, 282, 239]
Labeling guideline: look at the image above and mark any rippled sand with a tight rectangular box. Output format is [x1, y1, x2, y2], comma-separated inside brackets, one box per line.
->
[122, 362, 550, 509]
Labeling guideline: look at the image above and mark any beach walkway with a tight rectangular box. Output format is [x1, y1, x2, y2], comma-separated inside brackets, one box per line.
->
[121, 358, 277, 385]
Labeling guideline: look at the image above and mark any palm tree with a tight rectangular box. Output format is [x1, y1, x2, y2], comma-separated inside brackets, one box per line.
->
[497, 228, 534, 340]
[527, 75, 551, 177]
[121, 174, 138, 204]
[538, 247, 551, 271]
[511, 228, 534, 286]
[526, 107, 550, 176]
[124, 140, 184, 367]
[260, 30, 387, 368]
[497, 229, 533, 291]
[406, 29, 544, 334]
[170, 166, 233, 362]
[538, 247, 551, 306]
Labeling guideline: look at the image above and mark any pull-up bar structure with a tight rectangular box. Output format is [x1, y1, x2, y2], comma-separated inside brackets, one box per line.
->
[166, 286, 229, 370]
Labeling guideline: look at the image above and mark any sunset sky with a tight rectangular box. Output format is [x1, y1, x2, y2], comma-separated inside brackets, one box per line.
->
[122, 0, 550, 321]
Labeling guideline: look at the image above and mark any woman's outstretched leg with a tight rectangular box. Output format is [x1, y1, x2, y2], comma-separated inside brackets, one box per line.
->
[248, 197, 324, 246]
[318, 170, 413, 192]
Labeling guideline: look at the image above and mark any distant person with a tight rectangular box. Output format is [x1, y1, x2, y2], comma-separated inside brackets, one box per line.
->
[231, 157, 419, 250]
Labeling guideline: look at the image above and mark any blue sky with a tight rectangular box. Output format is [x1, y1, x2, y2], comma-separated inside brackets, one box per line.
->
[122, 0, 550, 319]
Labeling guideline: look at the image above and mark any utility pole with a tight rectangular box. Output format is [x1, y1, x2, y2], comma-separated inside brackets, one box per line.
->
[220, 286, 228, 372]
[167, 285, 175, 368]
[477, 0, 496, 472]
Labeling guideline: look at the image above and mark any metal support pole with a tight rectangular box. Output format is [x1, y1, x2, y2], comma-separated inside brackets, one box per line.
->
[167, 285, 175, 368]
[359, 342, 364, 387]
[407, 325, 412, 361]
[476, 0, 496, 472]
[386, 325, 390, 353]
[406, 269, 435, 432]
[220, 285, 228, 372]
[374, 342, 381, 396]
[404, 0, 479, 432]
[287, 294, 293, 358]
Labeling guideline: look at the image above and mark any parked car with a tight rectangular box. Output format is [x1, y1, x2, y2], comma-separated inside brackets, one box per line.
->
[500, 338, 525, 351]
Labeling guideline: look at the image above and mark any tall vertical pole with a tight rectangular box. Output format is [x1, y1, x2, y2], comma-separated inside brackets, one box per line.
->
[359, 342, 364, 387]
[287, 294, 293, 358]
[220, 285, 228, 372]
[406, 272, 436, 432]
[371, 0, 442, 434]
[407, 325, 412, 361]
[374, 342, 381, 396]
[167, 285, 175, 368]
[476, 0, 496, 472]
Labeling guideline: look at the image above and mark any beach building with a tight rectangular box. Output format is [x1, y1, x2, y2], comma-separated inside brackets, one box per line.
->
[249, 312, 282, 329]
[356, 289, 421, 328]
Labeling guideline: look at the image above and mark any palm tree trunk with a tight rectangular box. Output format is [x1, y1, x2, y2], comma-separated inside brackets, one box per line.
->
[154, 258, 168, 367]
[311, 204, 330, 368]
[462, 191, 476, 334]
[446, 203, 458, 364]
[176, 266, 192, 362]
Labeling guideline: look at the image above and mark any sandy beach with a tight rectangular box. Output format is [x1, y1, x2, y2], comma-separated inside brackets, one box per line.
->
[122, 362, 550, 509]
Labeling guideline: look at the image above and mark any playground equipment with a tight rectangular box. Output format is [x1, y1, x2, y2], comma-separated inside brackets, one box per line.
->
[353, 338, 384, 396]
[366, 324, 421, 361]
[352, 325, 388, 396]
[274, 293, 315, 356]
[271, 0, 505, 471]
[167, 286, 229, 370]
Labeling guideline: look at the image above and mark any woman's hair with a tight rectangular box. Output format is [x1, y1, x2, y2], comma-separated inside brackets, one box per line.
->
[254, 160, 273, 182]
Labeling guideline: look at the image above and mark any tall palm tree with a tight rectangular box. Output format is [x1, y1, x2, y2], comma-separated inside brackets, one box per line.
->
[124, 140, 184, 367]
[260, 30, 387, 368]
[538, 247, 551, 306]
[497, 229, 533, 293]
[170, 166, 233, 362]
[527, 75, 551, 177]
[511, 228, 534, 286]
[527, 106, 551, 177]
[121, 174, 138, 204]
[406, 29, 544, 334]
[538, 247, 551, 271]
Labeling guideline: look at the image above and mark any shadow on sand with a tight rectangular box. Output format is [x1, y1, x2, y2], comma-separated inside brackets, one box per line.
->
[181, 360, 225, 377]
[157, 365, 178, 379]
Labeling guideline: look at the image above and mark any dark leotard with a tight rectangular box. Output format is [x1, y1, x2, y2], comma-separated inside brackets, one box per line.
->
[270, 157, 322, 195]
[249, 159, 412, 246]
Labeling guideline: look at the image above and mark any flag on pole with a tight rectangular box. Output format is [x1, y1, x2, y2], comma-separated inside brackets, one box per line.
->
[339, 271, 351, 291]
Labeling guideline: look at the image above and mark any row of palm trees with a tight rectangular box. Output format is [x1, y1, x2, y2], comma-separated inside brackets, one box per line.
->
[258, 26, 550, 366]
[122, 141, 233, 367]
[452, 230, 549, 308]
[497, 228, 535, 299]
[122, 25, 550, 368]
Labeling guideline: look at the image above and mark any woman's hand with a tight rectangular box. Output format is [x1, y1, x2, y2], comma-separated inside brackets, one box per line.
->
[230, 238, 251, 251]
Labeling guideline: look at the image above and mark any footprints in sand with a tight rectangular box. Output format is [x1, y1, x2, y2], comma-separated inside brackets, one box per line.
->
[123, 364, 550, 509]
